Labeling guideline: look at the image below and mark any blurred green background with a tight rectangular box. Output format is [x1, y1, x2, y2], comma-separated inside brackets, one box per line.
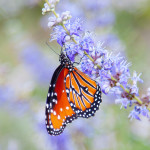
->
[0, 0, 150, 150]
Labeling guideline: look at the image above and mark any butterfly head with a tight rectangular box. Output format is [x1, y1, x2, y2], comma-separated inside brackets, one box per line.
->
[59, 52, 74, 71]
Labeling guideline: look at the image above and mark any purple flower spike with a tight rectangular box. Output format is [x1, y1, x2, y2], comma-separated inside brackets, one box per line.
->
[131, 71, 143, 85]
[115, 98, 130, 109]
[80, 57, 95, 77]
[42, 0, 150, 122]
[128, 107, 141, 121]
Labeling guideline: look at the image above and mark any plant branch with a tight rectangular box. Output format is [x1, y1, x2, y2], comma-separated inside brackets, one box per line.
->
[45, 0, 150, 111]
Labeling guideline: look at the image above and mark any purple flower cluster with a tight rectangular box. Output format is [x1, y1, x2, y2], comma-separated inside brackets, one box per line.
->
[129, 106, 149, 120]
[43, 0, 150, 121]
[0, 84, 29, 116]
[21, 44, 52, 85]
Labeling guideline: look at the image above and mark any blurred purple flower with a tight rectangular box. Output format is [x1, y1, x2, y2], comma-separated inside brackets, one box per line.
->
[128, 106, 141, 120]
[80, 57, 95, 77]
[52, 19, 83, 47]
[50, 133, 73, 150]
[0, 84, 29, 116]
[21, 44, 52, 85]
[0, 86, 15, 104]
[129, 106, 150, 121]
[71, 119, 94, 137]
[57, 0, 84, 18]
[94, 12, 115, 27]
[80, 33, 95, 54]
[115, 98, 130, 109]
[131, 71, 143, 85]
[82, 0, 111, 10]
[140, 107, 149, 118]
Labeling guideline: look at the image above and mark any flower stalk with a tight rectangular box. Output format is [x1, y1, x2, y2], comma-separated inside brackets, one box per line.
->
[43, 0, 150, 118]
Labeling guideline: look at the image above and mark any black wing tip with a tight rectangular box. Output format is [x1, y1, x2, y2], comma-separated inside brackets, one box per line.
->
[45, 113, 77, 136]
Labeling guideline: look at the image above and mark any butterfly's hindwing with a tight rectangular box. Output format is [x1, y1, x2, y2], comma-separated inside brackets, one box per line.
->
[65, 68, 102, 118]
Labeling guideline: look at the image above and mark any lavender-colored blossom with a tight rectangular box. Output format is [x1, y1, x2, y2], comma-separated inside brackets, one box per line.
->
[80, 57, 95, 77]
[129, 106, 150, 120]
[112, 59, 131, 85]
[130, 84, 139, 95]
[115, 98, 130, 109]
[80, 32, 95, 54]
[64, 42, 81, 61]
[67, 19, 83, 37]
[50, 133, 74, 150]
[128, 106, 141, 120]
[131, 71, 143, 85]
[97, 51, 131, 94]
[42, 0, 60, 15]
[51, 19, 83, 47]
[48, 11, 72, 28]
[140, 107, 149, 118]
[101, 82, 111, 94]
[109, 86, 122, 96]
[42, 3, 51, 15]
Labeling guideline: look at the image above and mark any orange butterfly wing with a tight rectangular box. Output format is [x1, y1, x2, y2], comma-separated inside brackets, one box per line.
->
[45, 65, 77, 136]
[65, 67, 102, 118]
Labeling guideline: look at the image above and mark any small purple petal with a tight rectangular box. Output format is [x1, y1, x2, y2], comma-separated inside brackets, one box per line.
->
[141, 107, 149, 118]
[128, 107, 141, 121]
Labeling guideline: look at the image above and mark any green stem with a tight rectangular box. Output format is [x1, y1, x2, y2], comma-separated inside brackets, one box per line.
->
[52, 10, 58, 18]
[120, 84, 142, 105]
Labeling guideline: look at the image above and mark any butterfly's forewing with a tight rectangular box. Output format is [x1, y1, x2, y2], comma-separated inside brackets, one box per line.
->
[65, 67, 102, 118]
[45, 65, 77, 136]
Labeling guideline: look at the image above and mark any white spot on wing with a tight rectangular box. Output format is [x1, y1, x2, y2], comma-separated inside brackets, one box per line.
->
[53, 111, 56, 115]
[58, 115, 60, 120]
[48, 93, 50, 97]
[66, 89, 69, 93]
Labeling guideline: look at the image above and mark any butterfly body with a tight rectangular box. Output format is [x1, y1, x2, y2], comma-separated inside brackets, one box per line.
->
[45, 52, 102, 136]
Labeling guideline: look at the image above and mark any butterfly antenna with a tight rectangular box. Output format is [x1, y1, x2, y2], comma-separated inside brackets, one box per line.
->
[46, 41, 59, 56]
[61, 43, 66, 53]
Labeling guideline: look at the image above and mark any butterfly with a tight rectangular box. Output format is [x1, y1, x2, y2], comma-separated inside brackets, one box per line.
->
[45, 52, 102, 136]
